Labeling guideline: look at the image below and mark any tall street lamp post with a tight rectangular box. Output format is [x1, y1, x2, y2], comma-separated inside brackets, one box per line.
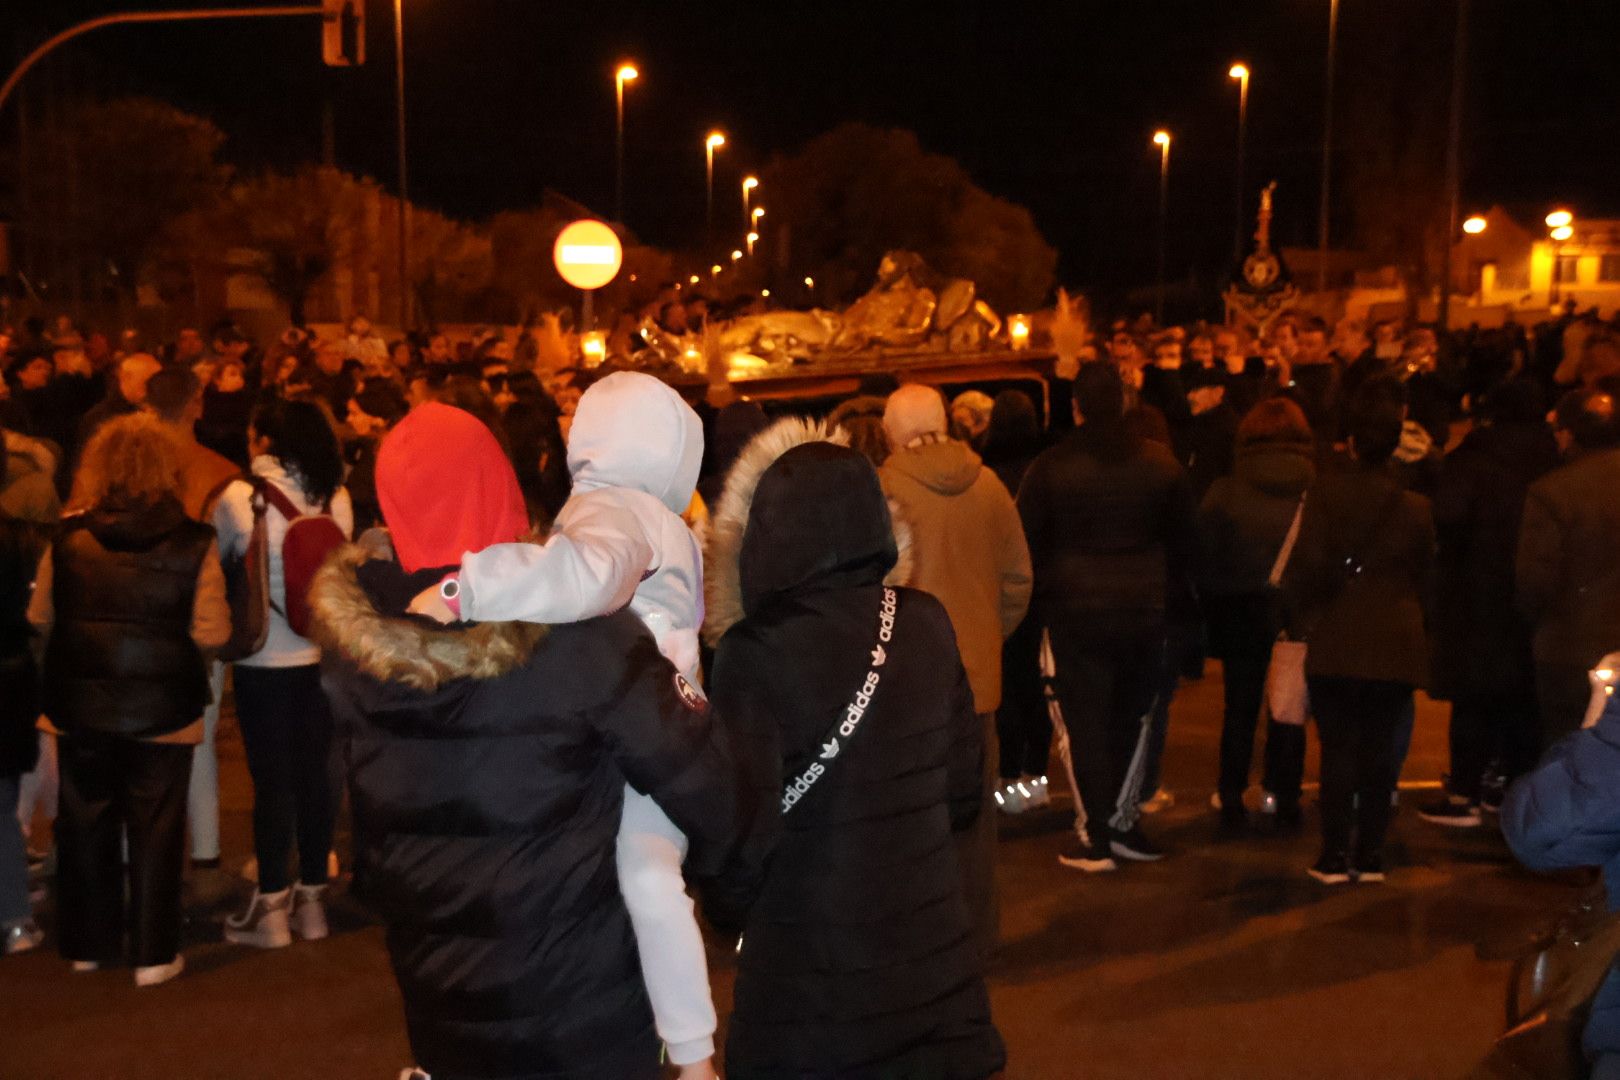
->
[393, 0, 409, 331]
[705, 131, 726, 246]
[1153, 130, 1171, 324]
[1317, 0, 1340, 295]
[614, 63, 638, 224]
[1229, 63, 1250, 262]
[742, 175, 758, 233]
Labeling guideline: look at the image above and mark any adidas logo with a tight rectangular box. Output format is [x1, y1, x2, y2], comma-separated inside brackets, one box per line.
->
[820, 739, 841, 760]
[871, 644, 887, 667]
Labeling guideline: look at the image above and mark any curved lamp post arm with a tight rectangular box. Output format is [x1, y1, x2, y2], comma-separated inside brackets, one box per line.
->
[0, 6, 323, 118]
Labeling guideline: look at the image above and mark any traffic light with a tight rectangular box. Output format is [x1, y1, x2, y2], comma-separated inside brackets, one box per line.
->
[322, 0, 365, 67]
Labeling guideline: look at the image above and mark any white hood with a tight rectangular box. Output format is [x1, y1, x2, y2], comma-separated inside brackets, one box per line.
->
[567, 371, 704, 514]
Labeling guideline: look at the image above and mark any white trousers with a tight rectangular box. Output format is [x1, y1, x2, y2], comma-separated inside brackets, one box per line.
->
[615, 785, 716, 1066]
[16, 729, 57, 842]
[187, 661, 225, 861]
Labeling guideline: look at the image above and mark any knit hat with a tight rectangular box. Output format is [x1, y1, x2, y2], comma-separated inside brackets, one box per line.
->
[376, 402, 530, 573]
[882, 384, 948, 448]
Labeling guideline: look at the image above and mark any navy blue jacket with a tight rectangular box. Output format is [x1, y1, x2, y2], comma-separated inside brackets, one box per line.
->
[1502, 693, 1620, 1062]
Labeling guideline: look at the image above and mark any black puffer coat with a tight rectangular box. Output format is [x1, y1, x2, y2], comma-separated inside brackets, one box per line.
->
[1430, 420, 1561, 699]
[1197, 438, 1315, 598]
[1016, 420, 1198, 633]
[44, 498, 214, 739]
[702, 424, 1005, 1080]
[0, 512, 43, 778]
[312, 546, 745, 1080]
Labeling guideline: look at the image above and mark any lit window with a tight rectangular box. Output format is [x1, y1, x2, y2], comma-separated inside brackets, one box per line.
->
[1557, 255, 1581, 283]
[1601, 255, 1620, 283]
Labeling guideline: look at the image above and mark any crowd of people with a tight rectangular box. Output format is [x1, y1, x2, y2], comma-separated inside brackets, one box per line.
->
[2, 295, 1619, 1078]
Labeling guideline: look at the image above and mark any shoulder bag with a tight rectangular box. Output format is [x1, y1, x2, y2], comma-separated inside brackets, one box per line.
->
[780, 587, 899, 815]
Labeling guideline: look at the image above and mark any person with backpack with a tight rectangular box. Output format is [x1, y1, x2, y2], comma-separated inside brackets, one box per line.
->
[212, 397, 352, 948]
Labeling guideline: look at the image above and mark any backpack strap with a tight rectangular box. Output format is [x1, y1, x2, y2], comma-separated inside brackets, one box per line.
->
[259, 482, 304, 523]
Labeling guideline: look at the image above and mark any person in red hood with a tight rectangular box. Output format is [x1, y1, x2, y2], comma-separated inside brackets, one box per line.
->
[311, 401, 744, 1080]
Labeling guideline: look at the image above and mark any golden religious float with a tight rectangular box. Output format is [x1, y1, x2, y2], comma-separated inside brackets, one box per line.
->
[630, 251, 1065, 404]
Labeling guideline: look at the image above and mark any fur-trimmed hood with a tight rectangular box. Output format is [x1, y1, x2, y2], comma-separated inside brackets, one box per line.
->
[310, 543, 548, 692]
[703, 417, 912, 646]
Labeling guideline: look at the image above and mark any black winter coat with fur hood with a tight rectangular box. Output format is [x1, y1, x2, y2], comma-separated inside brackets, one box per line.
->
[701, 422, 1006, 1080]
[311, 544, 746, 1080]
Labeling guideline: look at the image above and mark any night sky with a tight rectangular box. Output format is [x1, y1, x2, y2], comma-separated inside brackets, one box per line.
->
[7, 0, 1620, 302]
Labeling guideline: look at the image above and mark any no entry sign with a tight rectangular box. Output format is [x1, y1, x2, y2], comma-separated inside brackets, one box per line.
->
[553, 220, 623, 291]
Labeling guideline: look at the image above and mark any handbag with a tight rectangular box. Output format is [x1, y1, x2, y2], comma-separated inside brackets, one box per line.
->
[1471, 883, 1620, 1080]
[218, 479, 271, 663]
[1262, 484, 1404, 726]
[780, 587, 898, 815]
[1264, 497, 1310, 726]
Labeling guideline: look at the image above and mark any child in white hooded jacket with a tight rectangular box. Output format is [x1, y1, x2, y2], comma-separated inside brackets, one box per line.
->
[415, 371, 715, 1079]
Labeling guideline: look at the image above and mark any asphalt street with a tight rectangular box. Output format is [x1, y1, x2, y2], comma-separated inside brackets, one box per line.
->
[1, 668, 1583, 1080]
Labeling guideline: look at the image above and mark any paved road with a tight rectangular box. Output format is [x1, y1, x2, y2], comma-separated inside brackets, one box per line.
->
[2, 669, 1581, 1079]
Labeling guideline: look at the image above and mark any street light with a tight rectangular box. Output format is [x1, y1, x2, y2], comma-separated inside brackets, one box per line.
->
[689, 274, 700, 285]
[752, 206, 765, 229]
[1319, 0, 1342, 294]
[731, 249, 743, 263]
[705, 131, 727, 243]
[393, 0, 410, 330]
[1548, 210, 1576, 305]
[1153, 130, 1172, 324]
[742, 175, 759, 231]
[746, 231, 759, 257]
[1229, 63, 1251, 261]
[614, 62, 638, 223]
[1462, 215, 1487, 235]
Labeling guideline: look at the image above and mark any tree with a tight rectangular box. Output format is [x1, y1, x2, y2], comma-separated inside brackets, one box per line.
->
[409, 206, 493, 325]
[222, 166, 375, 325]
[760, 124, 1057, 311]
[7, 97, 228, 305]
[1339, 0, 1455, 307]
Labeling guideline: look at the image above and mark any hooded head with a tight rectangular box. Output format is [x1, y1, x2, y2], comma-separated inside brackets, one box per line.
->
[739, 442, 897, 618]
[376, 402, 530, 573]
[567, 371, 703, 513]
[883, 384, 948, 450]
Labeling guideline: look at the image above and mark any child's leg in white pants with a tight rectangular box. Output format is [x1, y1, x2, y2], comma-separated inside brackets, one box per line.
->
[615, 785, 716, 1067]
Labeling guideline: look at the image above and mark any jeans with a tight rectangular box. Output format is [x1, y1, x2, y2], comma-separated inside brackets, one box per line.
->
[187, 661, 225, 861]
[996, 615, 1050, 780]
[1046, 622, 1164, 838]
[1447, 694, 1541, 800]
[1208, 593, 1305, 810]
[0, 775, 31, 925]
[55, 733, 192, 966]
[233, 665, 335, 894]
[1309, 676, 1412, 860]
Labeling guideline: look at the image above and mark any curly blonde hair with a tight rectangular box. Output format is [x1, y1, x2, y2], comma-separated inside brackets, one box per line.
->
[69, 412, 182, 512]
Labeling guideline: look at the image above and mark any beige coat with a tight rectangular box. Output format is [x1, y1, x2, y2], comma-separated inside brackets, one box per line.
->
[881, 437, 1032, 714]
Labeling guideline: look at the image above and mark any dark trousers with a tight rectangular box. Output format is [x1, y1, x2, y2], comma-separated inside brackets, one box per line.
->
[1046, 622, 1163, 837]
[954, 712, 1000, 961]
[1142, 620, 1200, 798]
[1309, 676, 1412, 859]
[233, 664, 335, 893]
[1208, 593, 1306, 810]
[1447, 694, 1541, 800]
[1538, 662, 1594, 751]
[996, 615, 1051, 780]
[55, 733, 192, 966]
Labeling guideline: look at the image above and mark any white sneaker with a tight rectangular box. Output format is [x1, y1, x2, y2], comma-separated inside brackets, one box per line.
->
[3, 921, 44, 956]
[995, 781, 1030, 815]
[1026, 775, 1052, 809]
[291, 883, 330, 941]
[134, 954, 185, 988]
[224, 888, 293, 948]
